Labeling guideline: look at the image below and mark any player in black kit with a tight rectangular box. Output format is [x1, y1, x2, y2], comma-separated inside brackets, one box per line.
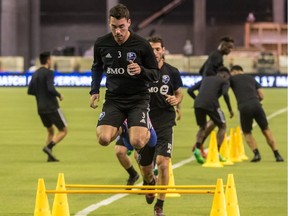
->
[147, 35, 183, 216]
[89, 3, 159, 204]
[230, 65, 284, 162]
[192, 67, 234, 164]
[114, 35, 183, 216]
[199, 36, 234, 77]
[28, 52, 67, 162]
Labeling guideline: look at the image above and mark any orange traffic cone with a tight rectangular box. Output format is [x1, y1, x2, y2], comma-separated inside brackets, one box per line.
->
[52, 173, 70, 216]
[236, 126, 249, 160]
[225, 174, 240, 216]
[210, 178, 227, 216]
[220, 134, 234, 165]
[34, 178, 51, 216]
[166, 159, 181, 198]
[203, 131, 223, 168]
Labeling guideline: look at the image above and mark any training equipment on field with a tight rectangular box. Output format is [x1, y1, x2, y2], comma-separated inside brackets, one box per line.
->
[229, 128, 242, 162]
[225, 174, 240, 216]
[33, 173, 240, 216]
[34, 179, 51, 216]
[165, 159, 181, 198]
[235, 126, 249, 161]
[210, 179, 227, 216]
[203, 131, 224, 167]
[220, 134, 234, 165]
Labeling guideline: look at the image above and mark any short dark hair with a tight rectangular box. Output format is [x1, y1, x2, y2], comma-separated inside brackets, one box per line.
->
[147, 35, 164, 47]
[220, 36, 234, 43]
[231, 65, 243, 71]
[39, 52, 51, 65]
[217, 66, 230, 74]
[109, 4, 130, 20]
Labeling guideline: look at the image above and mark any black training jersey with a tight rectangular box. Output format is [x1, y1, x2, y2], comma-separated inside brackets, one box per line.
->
[230, 74, 262, 109]
[90, 31, 159, 103]
[148, 63, 183, 128]
[199, 50, 223, 77]
[194, 76, 230, 111]
[27, 67, 61, 114]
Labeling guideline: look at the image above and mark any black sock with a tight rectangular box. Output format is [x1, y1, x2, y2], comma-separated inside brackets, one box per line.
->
[155, 199, 164, 208]
[126, 166, 138, 177]
[47, 141, 56, 150]
[253, 148, 260, 155]
[273, 150, 279, 157]
[196, 142, 202, 149]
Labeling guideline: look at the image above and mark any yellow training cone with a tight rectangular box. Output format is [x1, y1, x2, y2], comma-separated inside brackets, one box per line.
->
[166, 159, 181, 198]
[236, 126, 249, 160]
[210, 179, 227, 216]
[34, 178, 51, 216]
[52, 173, 70, 216]
[225, 174, 240, 216]
[220, 134, 234, 165]
[203, 131, 223, 168]
[229, 128, 242, 162]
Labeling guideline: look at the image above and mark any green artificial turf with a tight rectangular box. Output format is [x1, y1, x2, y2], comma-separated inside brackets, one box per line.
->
[0, 87, 286, 215]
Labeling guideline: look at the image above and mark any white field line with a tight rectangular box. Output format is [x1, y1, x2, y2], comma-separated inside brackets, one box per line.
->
[75, 107, 288, 216]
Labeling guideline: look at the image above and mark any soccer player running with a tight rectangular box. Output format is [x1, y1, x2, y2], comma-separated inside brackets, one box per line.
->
[192, 67, 234, 164]
[28, 52, 67, 162]
[229, 65, 284, 162]
[147, 35, 183, 216]
[188, 36, 234, 157]
[89, 3, 159, 202]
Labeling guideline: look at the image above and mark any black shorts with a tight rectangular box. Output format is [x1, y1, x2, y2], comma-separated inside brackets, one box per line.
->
[97, 99, 150, 129]
[195, 107, 226, 128]
[39, 109, 67, 130]
[154, 127, 173, 158]
[239, 103, 268, 133]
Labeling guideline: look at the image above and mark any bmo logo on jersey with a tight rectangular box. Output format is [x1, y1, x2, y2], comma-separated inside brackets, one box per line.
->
[106, 67, 125, 74]
[148, 85, 169, 95]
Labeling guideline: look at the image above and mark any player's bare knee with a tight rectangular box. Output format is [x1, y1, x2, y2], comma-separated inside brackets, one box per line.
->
[98, 138, 110, 146]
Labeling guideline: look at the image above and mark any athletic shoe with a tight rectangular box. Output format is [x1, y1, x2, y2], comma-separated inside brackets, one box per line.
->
[192, 144, 207, 158]
[275, 154, 284, 162]
[43, 146, 59, 162]
[127, 149, 133, 156]
[218, 153, 226, 162]
[153, 168, 158, 176]
[251, 154, 261, 162]
[145, 177, 156, 204]
[47, 156, 59, 162]
[193, 148, 205, 164]
[154, 206, 165, 216]
[127, 173, 140, 187]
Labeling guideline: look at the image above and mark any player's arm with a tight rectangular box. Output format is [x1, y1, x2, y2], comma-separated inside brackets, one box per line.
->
[27, 77, 36, 96]
[255, 82, 264, 101]
[136, 43, 160, 82]
[222, 82, 234, 118]
[175, 88, 183, 121]
[89, 42, 104, 109]
[187, 80, 202, 99]
[46, 71, 61, 98]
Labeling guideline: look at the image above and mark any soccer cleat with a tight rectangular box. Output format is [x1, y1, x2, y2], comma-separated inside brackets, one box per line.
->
[251, 154, 261, 162]
[275, 154, 284, 162]
[192, 144, 207, 158]
[43, 146, 59, 162]
[218, 153, 227, 162]
[154, 206, 165, 216]
[47, 156, 59, 162]
[145, 177, 156, 204]
[126, 173, 140, 188]
[193, 148, 205, 164]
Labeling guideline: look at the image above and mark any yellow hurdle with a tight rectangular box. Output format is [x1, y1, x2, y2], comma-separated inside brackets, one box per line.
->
[34, 173, 240, 215]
